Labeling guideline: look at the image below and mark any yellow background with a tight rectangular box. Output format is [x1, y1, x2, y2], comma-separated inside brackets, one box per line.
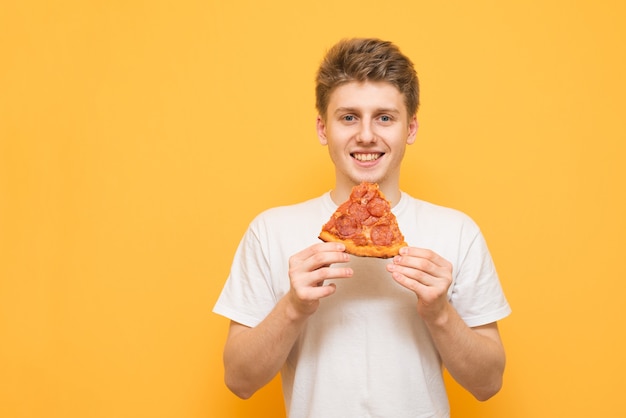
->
[1, 0, 625, 417]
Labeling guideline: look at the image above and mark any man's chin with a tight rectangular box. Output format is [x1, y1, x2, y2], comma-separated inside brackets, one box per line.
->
[350, 173, 384, 186]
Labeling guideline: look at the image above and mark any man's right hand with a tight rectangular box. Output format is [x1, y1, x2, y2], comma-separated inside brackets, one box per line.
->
[287, 242, 353, 317]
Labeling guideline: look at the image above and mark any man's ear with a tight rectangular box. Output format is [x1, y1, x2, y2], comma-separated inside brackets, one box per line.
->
[406, 116, 418, 145]
[316, 115, 328, 145]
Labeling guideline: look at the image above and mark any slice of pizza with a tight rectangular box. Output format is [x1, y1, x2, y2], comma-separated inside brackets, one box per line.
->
[319, 182, 407, 258]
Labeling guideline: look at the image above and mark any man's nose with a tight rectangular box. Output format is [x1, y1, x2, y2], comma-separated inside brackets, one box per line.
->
[356, 121, 376, 143]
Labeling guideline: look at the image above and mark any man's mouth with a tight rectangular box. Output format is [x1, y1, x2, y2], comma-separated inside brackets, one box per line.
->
[351, 152, 383, 162]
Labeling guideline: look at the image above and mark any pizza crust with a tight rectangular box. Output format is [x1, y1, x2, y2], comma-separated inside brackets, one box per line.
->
[319, 230, 406, 258]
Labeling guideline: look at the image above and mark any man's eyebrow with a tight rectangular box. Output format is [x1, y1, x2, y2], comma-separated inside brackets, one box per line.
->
[333, 107, 401, 115]
[376, 107, 401, 114]
[333, 107, 358, 115]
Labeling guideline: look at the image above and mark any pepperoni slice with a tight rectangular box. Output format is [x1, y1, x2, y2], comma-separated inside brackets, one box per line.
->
[351, 183, 369, 199]
[371, 224, 394, 246]
[335, 215, 359, 237]
[367, 197, 388, 217]
[349, 202, 370, 221]
[352, 183, 377, 203]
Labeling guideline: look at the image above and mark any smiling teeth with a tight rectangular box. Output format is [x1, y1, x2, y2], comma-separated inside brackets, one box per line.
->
[353, 153, 381, 161]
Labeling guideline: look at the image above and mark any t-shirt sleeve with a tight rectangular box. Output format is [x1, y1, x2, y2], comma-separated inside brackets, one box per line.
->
[213, 221, 278, 328]
[450, 228, 511, 328]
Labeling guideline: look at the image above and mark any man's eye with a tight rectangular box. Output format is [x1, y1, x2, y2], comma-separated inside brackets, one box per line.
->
[380, 115, 391, 122]
[343, 115, 355, 122]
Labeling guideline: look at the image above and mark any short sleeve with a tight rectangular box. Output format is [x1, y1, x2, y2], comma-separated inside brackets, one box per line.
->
[213, 221, 278, 327]
[450, 230, 511, 327]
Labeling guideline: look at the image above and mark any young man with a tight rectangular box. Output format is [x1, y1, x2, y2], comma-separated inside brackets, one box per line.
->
[213, 38, 511, 418]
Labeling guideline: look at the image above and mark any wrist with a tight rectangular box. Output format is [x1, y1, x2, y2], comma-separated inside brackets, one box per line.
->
[283, 293, 316, 323]
[421, 300, 453, 329]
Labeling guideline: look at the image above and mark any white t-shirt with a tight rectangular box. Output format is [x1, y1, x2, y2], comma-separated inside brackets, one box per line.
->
[214, 191, 511, 418]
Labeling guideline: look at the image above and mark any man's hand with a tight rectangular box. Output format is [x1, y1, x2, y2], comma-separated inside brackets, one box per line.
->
[386, 246, 506, 400]
[287, 242, 353, 317]
[386, 247, 453, 323]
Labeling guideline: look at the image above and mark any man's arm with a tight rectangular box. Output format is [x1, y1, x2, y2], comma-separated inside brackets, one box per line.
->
[422, 312, 505, 401]
[222, 242, 352, 399]
[387, 247, 506, 401]
[223, 299, 308, 399]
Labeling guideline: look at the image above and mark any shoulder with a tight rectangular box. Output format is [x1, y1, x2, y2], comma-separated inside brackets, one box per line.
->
[239, 193, 333, 255]
[247, 193, 333, 235]
[396, 192, 485, 253]
[255, 193, 329, 221]
[399, 192, 479, 229]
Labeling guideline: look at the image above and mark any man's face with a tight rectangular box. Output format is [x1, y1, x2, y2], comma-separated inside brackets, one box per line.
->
[317, 81, 418, 192]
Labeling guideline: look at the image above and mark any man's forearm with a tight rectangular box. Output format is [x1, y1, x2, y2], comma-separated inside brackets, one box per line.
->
[425, 304, 506, 401]
[223, 295, 309, 399]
